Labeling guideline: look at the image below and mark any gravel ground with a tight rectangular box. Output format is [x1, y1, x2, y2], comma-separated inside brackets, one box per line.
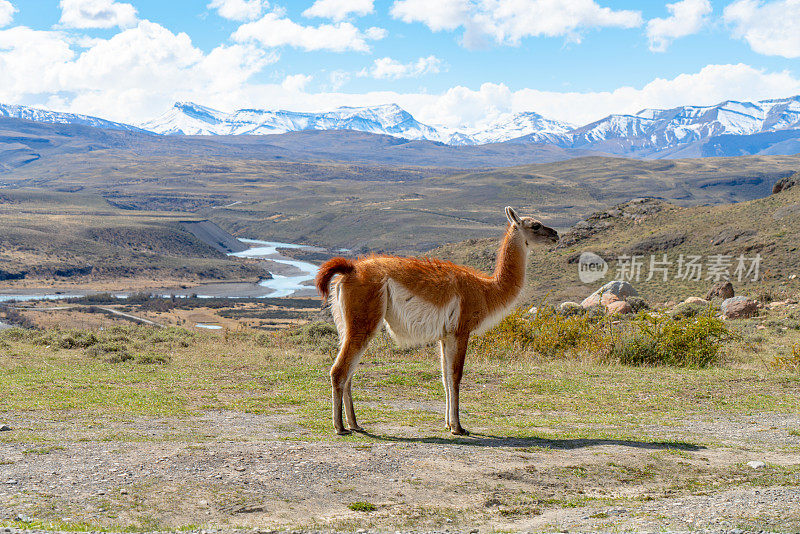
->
[1, 411, 799, 533]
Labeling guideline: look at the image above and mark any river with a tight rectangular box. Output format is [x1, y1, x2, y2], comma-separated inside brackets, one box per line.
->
[228, 239, 321, 298]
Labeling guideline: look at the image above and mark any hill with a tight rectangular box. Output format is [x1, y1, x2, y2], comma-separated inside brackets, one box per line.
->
[0, 190, 263, 287]
[432, 173, 800, 305]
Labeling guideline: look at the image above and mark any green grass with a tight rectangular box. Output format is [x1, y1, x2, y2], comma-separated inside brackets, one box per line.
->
[1, 315, 799, 442]
[348, 501, 377, 512]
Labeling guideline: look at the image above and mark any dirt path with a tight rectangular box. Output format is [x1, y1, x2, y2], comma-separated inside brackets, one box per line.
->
[1, 410, 799, 533]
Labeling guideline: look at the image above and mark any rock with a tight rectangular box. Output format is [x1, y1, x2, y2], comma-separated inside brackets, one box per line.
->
[527, 306, 538, 315]
[558, 301, 584, 317]
[772, 173, 799, 194]
[606, 301, 632, 315]
[0, 424, 10, 431]
[683, 296, 708, 305]
[581, 280, 638, 308]
[600, 293, 620, 306]
[627, 232, 686, 254]
[557, 198, 666, 248]
[721, 296, 759, 319]
[710, 229, 756, 246]
[773, 203, 800, 221]
[746, 460, 766, 469]
[705, 281, 735, 301]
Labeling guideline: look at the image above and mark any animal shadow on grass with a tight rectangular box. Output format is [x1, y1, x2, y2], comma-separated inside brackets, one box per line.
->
[358, 430, 705, 452]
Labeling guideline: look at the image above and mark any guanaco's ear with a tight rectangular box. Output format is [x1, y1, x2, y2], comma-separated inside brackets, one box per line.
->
[505, 206, 522, 227]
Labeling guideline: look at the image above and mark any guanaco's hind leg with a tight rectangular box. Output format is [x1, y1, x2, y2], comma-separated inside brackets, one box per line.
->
[439, 339, 452, 430]
[441, 334, 470, 435]
[330, 283, 384, 435]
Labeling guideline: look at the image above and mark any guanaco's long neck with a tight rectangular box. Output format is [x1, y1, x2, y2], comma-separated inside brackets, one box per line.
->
[490, 227, 527, 306]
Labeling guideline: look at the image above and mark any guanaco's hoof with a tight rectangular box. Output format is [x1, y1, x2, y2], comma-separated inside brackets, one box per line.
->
[336, 429, 352, 436]
[450, 427, 470, 436]
[349, 426, 364, 432]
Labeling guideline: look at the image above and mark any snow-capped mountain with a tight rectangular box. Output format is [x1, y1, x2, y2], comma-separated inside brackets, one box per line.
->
[0, 103, 142, 132]
[141, 102, 446, 141]
[4, 95, 800, 159]
[569, 96, 800, 154]
[458, 112, 574, 145]
[140, 102, 578, 146]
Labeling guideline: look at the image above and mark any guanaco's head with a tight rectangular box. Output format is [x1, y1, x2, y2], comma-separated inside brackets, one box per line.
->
[505, 206, 559, 246]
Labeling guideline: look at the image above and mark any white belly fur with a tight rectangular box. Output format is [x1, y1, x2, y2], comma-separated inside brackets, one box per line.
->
[383, 279, 461, 347]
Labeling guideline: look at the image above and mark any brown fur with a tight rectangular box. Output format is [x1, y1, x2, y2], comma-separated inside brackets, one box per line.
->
[315, 257, 355, 301]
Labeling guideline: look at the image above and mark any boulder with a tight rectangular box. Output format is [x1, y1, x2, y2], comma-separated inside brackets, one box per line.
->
[711, 229, 756, 246]
[683, 296, 708, 305]
[721, 296, 759, 319]
[772, 173, 798, 194]
[627, 232, 686, 255]
[705, 281, 735, 301]
[606, 301, 632, 315]
[600, 293, 620, 306]
[581, 280, 638, 308]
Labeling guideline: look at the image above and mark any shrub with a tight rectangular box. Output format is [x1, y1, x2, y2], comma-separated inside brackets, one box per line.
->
[669, 301, 710, 319]
[348, 501, 377, 512]
[285, 321, 339, 354]
[472, 307, 611, 359]
[626, 296, 649, 313]
[611, 310, 732, 367]
[85, 341, 132, 363]
[255, 332, 273, 347]
[771, 343, 800, 372]
[135, 352, 170, 364]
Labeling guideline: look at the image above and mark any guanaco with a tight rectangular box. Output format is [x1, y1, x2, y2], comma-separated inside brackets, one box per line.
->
[315, 207, 558, 435]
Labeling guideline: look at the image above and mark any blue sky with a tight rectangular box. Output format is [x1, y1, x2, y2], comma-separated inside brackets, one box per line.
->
[1, 0, 799, 127]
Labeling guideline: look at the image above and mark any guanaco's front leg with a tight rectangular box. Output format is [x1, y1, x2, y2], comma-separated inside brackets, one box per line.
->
[442, 334, 470, 435]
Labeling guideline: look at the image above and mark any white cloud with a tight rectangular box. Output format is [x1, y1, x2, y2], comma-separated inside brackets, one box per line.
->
[359, 56, 442, 80]
[207, 0, 266, 22]
[329, 70, 350, 90]
[390, 0, 642, 47]
[232, 11, 386, 52]
[391, 0, 470, 31]
[303, 0, 374, 21]
[646, 0, 711, 52]
[281, 73, 313, 92]
[0, 27, 75, 100]
[0, 0, 16, 27]
[58, 0, 137, 29]
[724, 0, 800, 58]
[0, 21, 276, 122]
[504, 63, 800, 126]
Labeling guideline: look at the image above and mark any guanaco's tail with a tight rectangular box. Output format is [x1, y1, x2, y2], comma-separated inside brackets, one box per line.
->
[315, 257, 356, 302]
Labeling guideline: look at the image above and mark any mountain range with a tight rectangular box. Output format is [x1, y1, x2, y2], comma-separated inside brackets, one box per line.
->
[3, 96, 800, 159]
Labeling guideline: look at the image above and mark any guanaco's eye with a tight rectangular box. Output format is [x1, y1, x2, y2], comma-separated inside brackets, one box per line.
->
[532, 222, 541, 230]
